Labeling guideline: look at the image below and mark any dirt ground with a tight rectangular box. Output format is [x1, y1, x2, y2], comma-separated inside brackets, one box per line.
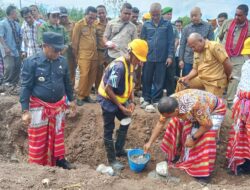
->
[0, 95, 250, 190]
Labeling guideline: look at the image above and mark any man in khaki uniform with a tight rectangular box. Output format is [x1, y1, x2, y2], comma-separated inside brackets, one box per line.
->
[72, 6, 98, 106]
[103, 3, 137, 63]
[95, 5, 108, 91]
[176, 33, 232, 98]
[218, 4, 250, 107]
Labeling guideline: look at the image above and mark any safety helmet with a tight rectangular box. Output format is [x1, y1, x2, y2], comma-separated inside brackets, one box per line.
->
[241, 37, 250, 55]
[128, 39, 148, 62]
[143, 12, 151, 20]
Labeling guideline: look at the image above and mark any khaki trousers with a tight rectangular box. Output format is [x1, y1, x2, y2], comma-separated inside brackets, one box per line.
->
[227, 56, 247, 105]
[95, 51, 106, 91]
[134, 66, 142, 92]
[175, 77, 226, 98]
[77, 58, 98, 99]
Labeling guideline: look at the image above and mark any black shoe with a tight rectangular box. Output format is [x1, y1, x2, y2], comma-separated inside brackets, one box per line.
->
[76, 99, 85, 106]
[194, 176, 211, 184]
[104, 138, 125, 170]
[56, 158, 76, 170]
[83, 96, 96, 103]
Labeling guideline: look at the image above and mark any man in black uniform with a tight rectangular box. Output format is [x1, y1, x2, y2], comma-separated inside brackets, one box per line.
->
[20, 32, 76, 169]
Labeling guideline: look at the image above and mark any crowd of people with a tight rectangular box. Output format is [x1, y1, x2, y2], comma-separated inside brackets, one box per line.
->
[0, 1, 250, 183]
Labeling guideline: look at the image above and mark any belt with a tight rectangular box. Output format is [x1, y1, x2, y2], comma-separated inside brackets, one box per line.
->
[97, 49, 106, 52]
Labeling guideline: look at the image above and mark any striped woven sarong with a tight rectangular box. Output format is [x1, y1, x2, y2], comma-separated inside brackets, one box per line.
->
[161, 98, 226, 177]
[28, 96, 67, 166]
[227, 91, 250, 174]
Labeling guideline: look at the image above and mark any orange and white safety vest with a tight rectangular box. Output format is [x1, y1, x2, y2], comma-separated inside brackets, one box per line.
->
[98, 57, 134, 104]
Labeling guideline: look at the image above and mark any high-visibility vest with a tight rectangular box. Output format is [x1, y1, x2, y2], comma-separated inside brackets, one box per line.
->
[98, 57, 134, 104]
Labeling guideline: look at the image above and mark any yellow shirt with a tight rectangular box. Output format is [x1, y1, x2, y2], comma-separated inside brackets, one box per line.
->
[72, 18, 97, 60]
[193, 40, 228, 86]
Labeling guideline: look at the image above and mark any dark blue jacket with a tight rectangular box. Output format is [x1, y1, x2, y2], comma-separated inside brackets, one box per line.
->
[141, 18, 174, 62]
[19, 52, 74, 111]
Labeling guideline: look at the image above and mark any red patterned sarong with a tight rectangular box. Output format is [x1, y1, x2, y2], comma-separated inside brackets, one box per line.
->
[227, 91, 250, 174]
[28, 96, 67, 166]
[161, 98, 226, 177]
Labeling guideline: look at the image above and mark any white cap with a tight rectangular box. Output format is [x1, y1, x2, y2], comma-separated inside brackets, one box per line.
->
[48, 7, 60, 14]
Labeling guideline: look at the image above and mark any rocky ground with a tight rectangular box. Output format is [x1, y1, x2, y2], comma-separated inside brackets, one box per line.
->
[0, 95, 249, 190]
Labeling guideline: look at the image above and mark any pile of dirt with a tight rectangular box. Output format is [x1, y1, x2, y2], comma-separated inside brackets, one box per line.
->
[0, 95, 250, 189]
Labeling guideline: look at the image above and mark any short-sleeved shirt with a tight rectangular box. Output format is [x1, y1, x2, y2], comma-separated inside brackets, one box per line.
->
[97, 60, 126, 112]
[0, 18, 22, 57]
[237, 59, 250, 92]
[160, 89, 218, 127]
[96, 20, 107, 51]
[193, 40, 228, 84]
[104, 18, 138, 58]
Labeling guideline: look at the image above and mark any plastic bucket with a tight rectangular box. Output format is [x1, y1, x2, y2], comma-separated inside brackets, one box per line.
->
[127, 149, 150, 173]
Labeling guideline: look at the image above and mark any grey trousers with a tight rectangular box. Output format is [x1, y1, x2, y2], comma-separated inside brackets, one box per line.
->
[227, 56, 248, 105]
[3, 55, 21, 85]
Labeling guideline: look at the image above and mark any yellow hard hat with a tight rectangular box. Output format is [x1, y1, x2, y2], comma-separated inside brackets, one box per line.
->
[241, 37, 250, 55]
[143, 12, 151, 20]
[128, 39, 148, 62]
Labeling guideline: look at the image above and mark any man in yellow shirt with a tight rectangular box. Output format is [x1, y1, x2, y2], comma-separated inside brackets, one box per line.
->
[72, 6, 98, 106]
[176, 33, 232, 97]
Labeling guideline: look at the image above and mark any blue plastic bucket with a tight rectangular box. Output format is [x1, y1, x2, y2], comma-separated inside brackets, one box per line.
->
[127, 149, 151, 173]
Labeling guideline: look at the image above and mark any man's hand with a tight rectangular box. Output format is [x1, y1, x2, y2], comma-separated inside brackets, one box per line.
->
[22, 111, 31, 126]
[185, 136, 196, 148]
[4, 47, 11, 55]
[179, 76, 189, 84]
[119, 105, 132, 116]
[143, 142, 152, 154]
[68, 101, 76, 117]
[128, 102, 136, 113]
[166, 58, 173, 67]
[105, 41, 116, 49]
[179, 60, 184, 69]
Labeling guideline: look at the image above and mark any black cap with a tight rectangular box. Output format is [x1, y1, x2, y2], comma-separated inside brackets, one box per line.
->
[42, 32, 65, 51]
[59, 6, 68, 17]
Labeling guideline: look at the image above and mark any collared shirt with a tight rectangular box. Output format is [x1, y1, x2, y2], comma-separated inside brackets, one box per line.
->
[96, 20, 107, 51]
[218, 19, 250, 52]
[72, 18, 98, 60]
[179, 21, 214, 64]
[160, 89, 218, 126]
[193, 40, 228, 87]
[97, 60, 126, 112]
[141, 18, 174, 62]
[104, 18, 138, 58]
[21, 21, 41, 57]
[20, 52, 74, 111]
[37, 22, 69, 46]
[0, 18, 22, 57]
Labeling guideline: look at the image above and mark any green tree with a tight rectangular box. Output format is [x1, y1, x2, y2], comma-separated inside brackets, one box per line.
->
[178, 16, 191, 27]
[68, 8, 84, 22]
[0, 0, 5, 20]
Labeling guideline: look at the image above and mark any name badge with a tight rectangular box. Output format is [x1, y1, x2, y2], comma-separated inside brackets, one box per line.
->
[38, 76, 45, 82]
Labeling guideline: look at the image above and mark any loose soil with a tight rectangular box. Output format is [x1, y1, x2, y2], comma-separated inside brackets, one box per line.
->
[0, 95, 249, 190]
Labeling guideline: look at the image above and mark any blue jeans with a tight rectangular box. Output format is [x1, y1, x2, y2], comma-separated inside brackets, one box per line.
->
[182, 62, 193, 76]
[142, 61, 166, 103]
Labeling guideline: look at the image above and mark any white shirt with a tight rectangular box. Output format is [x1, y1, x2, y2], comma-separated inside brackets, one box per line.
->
[237, 59, 250, 92]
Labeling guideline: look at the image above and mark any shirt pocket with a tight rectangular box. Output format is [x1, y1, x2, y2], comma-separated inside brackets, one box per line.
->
[81, 27, 90, 36]
[55, 66, 65, 81]
[35, 68, 48, 83]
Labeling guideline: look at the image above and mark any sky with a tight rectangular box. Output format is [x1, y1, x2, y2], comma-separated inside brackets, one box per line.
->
[3, 0, 250, 20]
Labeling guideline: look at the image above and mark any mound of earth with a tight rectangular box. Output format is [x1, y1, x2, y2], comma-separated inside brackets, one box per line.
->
[0, 95, 249, 189]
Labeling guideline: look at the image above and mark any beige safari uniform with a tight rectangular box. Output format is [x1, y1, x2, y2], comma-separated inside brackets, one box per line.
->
[72, 18, 98, 100]
[176, 40, 228, 97]
[104, 18, 138, 59]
